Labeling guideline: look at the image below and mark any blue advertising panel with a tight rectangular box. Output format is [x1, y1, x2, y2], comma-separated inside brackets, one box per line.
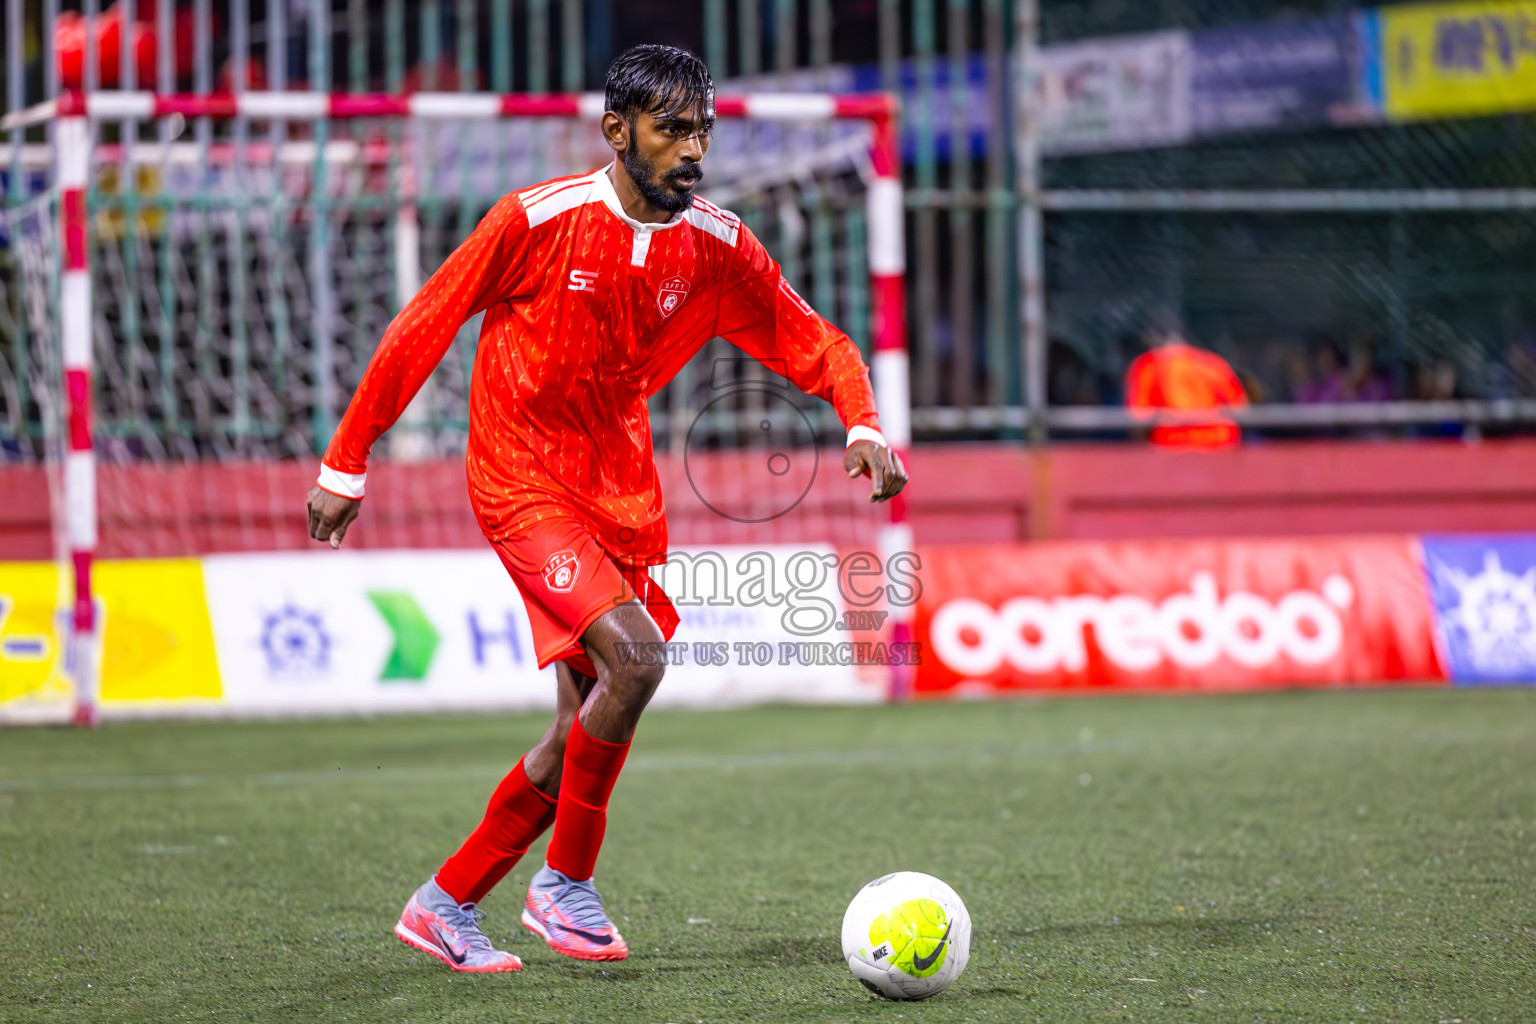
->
[1421, 535, 1536, 684]
[1191, 13, 1372, 136]
[852, 55, 999, 163]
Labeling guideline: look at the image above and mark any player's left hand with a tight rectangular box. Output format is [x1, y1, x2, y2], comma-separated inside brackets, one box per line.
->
[845, 440, 908, 503]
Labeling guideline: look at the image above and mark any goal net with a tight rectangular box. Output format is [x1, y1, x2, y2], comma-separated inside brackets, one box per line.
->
[1, 90, 910, 723]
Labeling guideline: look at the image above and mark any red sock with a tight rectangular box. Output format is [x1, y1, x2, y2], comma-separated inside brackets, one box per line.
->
[545, 718, 631, 882]
[436, 759, 557, 904]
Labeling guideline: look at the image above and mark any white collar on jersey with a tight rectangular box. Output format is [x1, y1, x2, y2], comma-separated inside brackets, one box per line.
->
[593, 162, 692, 235]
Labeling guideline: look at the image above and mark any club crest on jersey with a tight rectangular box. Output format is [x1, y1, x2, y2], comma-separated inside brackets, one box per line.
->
[658, 276, 690, 318]
[542, 550, 579, 593]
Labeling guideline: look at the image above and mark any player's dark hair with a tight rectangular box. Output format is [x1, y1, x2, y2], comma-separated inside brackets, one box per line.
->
[604, 44, 715, 125]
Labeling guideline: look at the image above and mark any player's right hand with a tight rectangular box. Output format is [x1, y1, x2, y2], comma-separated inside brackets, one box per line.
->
[307, 486, 362, 549]
[844, 440, 908, 503]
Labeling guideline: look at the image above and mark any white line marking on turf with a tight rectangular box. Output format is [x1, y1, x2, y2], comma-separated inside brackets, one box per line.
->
[0, 740, 1135, 795]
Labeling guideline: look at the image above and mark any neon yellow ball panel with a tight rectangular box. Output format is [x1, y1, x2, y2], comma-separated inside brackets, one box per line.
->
[867, 897, 951, 978]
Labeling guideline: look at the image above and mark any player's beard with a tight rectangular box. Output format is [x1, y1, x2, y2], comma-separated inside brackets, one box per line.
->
[623, 147, 700, 215]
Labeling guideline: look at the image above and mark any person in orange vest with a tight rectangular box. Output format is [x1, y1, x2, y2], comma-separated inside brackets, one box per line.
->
[1124, 318, 1248, 449]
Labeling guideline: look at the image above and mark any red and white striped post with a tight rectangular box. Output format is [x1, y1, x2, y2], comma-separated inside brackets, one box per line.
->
[864, 107, 914, 702]
[57, 92, 99, 727]
[80, 89, 899, 125]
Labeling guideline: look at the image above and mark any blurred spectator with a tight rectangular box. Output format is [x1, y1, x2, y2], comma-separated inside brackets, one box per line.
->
[1486, 334, 1536, 400]
[216, 55, 268, 93]
[1410, 357, 1463, 438]
[1343, 332, 1392, 402]
[1414, 358, 1459, 402]
[1296, 334, 1347, 403]
[402, 61, 484, 94]
[1048, 340, 1102, 407]
[1237, 369, 1267, 405]
[1511, 336, 1536, 396]
[1125, 316, 1248, 449]
[56, 1, 200, 89]
[1281, 343, 1312, 403]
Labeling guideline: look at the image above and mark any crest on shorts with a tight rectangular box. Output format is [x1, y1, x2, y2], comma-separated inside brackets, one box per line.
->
[658, 276, 690, 318]
[542, 550, 579, 593]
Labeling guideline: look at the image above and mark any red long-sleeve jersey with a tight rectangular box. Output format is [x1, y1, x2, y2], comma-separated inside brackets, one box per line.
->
[321, 165, 882, 567]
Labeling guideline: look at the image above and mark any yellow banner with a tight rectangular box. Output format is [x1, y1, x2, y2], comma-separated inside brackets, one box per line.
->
[1382, 1, 1536, 119]
[0, 563, 72, 709]
[0, 559, 222, 708]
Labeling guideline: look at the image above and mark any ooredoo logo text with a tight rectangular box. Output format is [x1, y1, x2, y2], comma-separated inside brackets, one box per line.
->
[930, 572, 1357, 677]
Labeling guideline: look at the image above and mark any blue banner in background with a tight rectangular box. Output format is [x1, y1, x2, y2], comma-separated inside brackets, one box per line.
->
[851, 56, 999, 164]
[725, 59, 999, 166]
[1190, 13, 1374, 136]
[1421, 535, 1536, 684]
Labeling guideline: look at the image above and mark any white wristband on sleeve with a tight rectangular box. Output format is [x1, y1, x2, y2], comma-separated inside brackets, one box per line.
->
[317, 463, 367, 499]
[845, 425, 888, 449]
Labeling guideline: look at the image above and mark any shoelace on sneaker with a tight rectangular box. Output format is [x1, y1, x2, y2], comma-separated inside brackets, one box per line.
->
[551, 879, 612, 932]
[442, 902, 497, 954]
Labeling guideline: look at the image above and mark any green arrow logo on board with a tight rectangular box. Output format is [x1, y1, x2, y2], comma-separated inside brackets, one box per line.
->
[365, 591, 440, 682]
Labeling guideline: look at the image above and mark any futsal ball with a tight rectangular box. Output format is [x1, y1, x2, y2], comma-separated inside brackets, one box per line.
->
[841, 871, 971, 1000]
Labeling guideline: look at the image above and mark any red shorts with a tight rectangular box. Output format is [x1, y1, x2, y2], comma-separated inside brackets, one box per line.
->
[489, 514, 679, 677]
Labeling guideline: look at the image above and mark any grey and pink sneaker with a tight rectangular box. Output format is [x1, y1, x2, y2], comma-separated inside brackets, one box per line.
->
[395, 878, 523, 973]
[521, 864, 630, 961]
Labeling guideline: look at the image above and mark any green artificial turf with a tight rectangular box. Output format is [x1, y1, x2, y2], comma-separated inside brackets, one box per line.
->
[2, 689, 1534, 1022]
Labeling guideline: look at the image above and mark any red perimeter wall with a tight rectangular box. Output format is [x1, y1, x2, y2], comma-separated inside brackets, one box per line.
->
[4, 439, 1536, 560]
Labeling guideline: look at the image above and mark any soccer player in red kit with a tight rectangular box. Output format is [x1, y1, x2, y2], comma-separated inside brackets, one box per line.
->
[307, 44, 907, 972]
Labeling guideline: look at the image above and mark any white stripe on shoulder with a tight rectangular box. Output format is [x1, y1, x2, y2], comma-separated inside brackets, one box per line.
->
[518, 168, 602, 202]
[519, 173, 601, 228]
[683, 199, 742, 247]
[517, 178, 569, 205]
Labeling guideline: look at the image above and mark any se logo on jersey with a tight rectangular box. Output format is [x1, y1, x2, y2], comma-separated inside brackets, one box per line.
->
[658, 276, 690, 318]
[568, 269, 600, 292]
[542, 550, 579, 593]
